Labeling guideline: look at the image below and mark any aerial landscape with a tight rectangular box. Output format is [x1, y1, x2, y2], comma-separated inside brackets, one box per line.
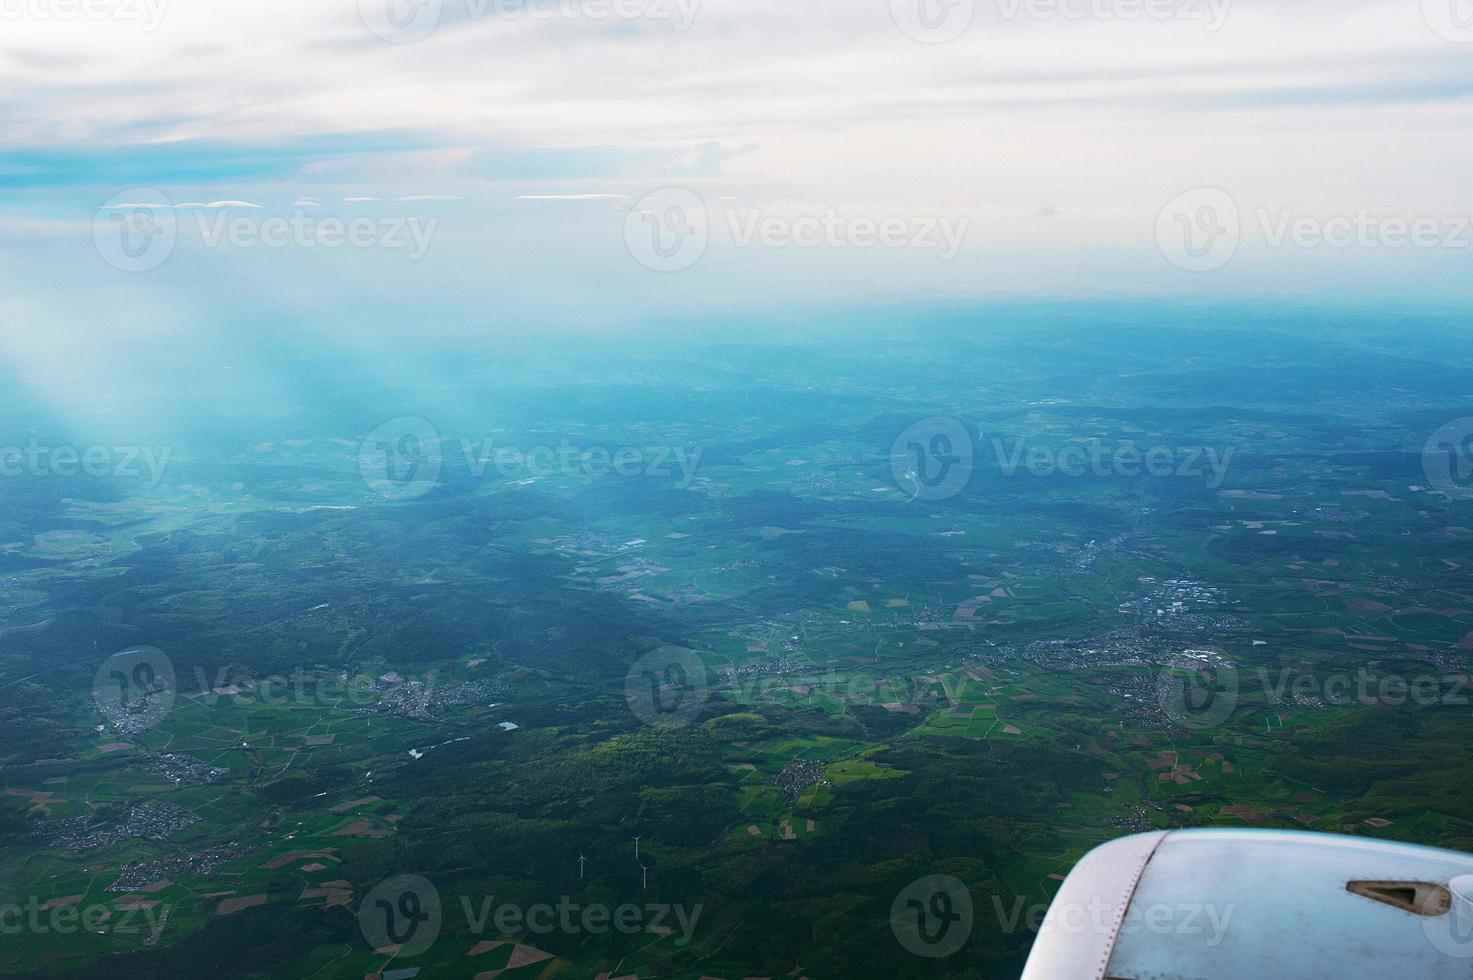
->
[4, 0, 1473, 976]
[4, 306, 1473, 977]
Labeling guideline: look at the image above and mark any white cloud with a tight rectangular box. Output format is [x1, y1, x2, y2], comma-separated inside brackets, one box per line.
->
[4, 0, 1473, 306]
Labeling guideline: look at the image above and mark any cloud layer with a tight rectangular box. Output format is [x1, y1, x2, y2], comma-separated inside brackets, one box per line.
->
[1, 0, 1471, 340]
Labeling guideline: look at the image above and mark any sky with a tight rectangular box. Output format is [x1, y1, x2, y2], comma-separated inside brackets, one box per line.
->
[1, 0, 1472, 373]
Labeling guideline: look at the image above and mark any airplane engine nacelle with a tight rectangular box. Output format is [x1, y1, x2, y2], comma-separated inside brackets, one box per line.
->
[1021, 828, 1473, 979]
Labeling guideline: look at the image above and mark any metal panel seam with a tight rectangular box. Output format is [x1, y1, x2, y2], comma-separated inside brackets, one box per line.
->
[1094, 830, 1173, 980]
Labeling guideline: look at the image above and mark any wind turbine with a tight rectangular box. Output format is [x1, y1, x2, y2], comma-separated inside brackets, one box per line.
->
[639, 862, 648, 892]
[633, 835, 641, 860]
[578, 853, 587, 879]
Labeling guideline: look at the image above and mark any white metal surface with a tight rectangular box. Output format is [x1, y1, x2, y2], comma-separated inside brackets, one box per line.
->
[1020, 830, 1168, 980]
[1022, 828, 1473, 980]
